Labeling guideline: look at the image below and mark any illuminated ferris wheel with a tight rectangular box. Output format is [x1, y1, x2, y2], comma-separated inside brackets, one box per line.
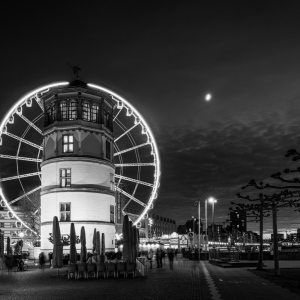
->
[0, 82, 160, 235]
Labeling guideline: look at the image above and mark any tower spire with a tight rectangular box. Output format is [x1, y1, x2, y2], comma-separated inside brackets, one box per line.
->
[67, 63, 81, 79]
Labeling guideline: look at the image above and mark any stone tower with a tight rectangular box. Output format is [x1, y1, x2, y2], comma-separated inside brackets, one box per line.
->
[40, 80, 115, 256]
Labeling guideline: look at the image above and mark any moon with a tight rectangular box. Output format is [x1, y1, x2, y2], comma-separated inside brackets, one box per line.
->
[205, 93, 212, 101]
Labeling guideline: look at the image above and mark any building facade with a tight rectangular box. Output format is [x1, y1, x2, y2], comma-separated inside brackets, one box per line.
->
[149, 213, 177, 238]
[40, 80, 116, 256]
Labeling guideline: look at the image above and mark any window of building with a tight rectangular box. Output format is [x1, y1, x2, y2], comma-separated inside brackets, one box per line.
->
[82, 102, 91, 121]
[110, 173, 114, 191]
[110, 205, 114, 223]
[60, 168, 71, 187]
[60, 203, 71, 221]
[106, 140, 111, 160]
[46, 104, 56, 125]
[68, 100, 77, 120]
[0, 223, 4, 228]
[91, 103, 99, 122]
[63, 134, 74, 153]
[60, 101, 68, 120]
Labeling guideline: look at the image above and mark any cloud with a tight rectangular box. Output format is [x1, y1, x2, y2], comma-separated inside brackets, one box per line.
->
[153, 114, 300, 228]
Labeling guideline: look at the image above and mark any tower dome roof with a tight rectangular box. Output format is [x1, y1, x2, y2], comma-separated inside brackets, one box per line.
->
[68, 79, 87, 88]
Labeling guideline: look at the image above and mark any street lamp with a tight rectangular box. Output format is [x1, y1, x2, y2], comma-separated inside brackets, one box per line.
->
[19, 232, 24, 262]
[148, 218, 153, 241]
[208, 197, 217, 244]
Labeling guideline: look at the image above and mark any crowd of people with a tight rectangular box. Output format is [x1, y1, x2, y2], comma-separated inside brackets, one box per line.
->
[146, 248, 179, 269]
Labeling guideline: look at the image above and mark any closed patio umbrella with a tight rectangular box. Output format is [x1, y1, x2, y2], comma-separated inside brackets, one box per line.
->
[96, 231, 101, 262]
[122, 215, 132, 262]
[132, 225, 137, 261]
[129, 220, 134, 262]
[6, 236, 10, 256]
[80, 226, 87, 263]
[101, 233, 105, 263]
[52, 216, 63, 275]
[92, 228, 97, 253]
[70, 223, 77, 263]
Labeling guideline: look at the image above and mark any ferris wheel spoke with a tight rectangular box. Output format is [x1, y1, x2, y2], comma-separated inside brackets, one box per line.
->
[18, 114, 42, 134]
[114, 142, 149, 156]
[0, 154, 42, 163]
[3, 132, 43, 151]
[115, 163, 155, 167]
[113, 107, 123, 121]
[0, 172, 41, 183]
[116, 187, 146, 207]
[114, 124, 138, 143]
[122, 199, 132, 211]
[34, 94, 44, 111]
[115, 174, 153, 187]
[8, 186, 41, 205]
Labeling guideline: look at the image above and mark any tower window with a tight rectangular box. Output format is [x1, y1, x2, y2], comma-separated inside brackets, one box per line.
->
[68, 100, 77, 120]
[63, 134, 74, 153]
[60, 168, 71, 187]
[91, 103, 99, 123]
[60, 101, 68, 121]
[106, 140, 111, 160]
[82, 102, 91, 121]
[110, 205, 114, 223]
[60, 203, 71, 221]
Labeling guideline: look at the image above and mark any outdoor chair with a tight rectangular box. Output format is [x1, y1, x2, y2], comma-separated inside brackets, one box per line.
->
[96, 262, 106, 279]
[67, 263, 77, 279]
[76, 262, 87, 279]
[107, 262, 116, 278]
[126, 262, 135, 278]
[86, 263, 96, 278]
[116, 262, 126, 278]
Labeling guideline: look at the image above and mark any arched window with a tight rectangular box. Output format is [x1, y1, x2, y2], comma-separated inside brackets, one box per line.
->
[60, 101, 68, 121]
[82, 101, 91, 121]
[68, 100, 77, 120]
[91, 103, 99, 123]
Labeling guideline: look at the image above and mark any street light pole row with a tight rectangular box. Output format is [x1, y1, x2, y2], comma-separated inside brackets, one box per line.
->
[195, 197, 217, 252]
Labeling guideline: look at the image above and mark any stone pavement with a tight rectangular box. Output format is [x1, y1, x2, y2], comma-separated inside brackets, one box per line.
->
[0, 258, 299, 300]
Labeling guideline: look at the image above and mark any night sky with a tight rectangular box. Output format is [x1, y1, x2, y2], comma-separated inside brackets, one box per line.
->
[1, 2, 300, 237]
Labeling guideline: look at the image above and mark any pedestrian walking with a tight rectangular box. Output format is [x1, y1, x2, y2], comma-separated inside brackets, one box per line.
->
[48, 252, 53, 268]
[39, 252, 45, 270]
[147, 249, 153, 268]
[168, 248, 174, 268]
[156, 248, 163, 268]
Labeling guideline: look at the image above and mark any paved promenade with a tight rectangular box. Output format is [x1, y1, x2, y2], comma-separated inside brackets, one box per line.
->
[0, 258, 299, 300]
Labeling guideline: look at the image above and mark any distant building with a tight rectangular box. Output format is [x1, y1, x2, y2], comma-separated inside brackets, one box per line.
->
[115, 208, 177, 239]
[229, 210, 247, 232]
[0, 206, 35, 255]
[271, 233, 284, 241]
[149, 213, 177, 238]
[184, 219, 203, 235]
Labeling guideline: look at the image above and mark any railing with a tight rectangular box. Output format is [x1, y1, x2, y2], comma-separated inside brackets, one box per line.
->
[136, 257, 147, 277]
[209, 248, 239, 261]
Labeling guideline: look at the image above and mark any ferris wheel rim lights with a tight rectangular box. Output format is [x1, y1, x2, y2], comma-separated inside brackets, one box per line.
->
[88, 83, 161, 226]
[0, 81, 160, 230]
[0, 82, 69, 137]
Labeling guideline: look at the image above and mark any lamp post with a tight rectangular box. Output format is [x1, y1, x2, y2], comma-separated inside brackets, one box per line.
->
[192, 216, 195, 247]
[208, 197, 217, 245]
[194, 200, 201, 257]
[148, 218, 153, 241]
[19, 232, 24, 262]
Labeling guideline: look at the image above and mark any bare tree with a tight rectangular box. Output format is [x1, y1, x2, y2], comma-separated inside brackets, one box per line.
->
[17, 186, 41, 243]
[236, 149, 300, 276]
